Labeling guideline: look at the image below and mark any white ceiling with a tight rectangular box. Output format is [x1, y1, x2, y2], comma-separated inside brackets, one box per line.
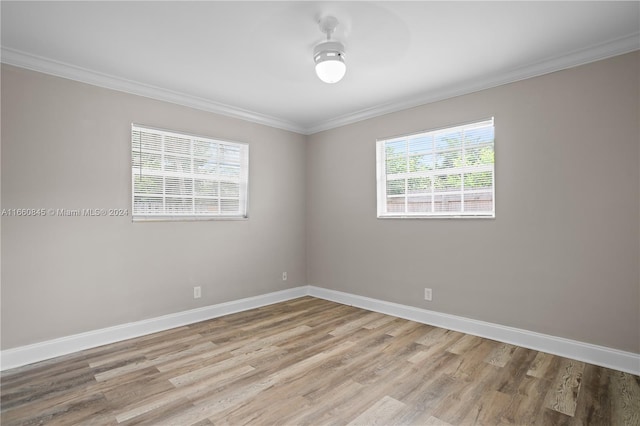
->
[2, 1, 639, 134]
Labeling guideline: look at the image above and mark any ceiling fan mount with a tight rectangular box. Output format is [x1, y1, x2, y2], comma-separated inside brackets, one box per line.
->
[313, 15, 346, 84]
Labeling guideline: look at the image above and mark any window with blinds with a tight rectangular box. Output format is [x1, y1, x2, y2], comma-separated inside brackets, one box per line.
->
[132, 125, 249, 220]
[376, 118, 495, 218]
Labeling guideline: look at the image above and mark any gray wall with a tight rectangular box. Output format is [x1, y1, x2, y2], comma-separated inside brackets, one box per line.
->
[2, 52, 639, 354]
[1, 65, 307, 349]
[307, 52, 640, 353]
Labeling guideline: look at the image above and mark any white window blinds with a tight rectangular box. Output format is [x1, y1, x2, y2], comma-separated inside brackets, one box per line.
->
[132, 125, 249, 220]
[376, 118, 495, 218]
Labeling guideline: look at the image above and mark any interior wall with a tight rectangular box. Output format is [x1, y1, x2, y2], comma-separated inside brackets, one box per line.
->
[1, 65, 307, 349]
[2, 52, 639, 355]
[306, 52, 640, 353]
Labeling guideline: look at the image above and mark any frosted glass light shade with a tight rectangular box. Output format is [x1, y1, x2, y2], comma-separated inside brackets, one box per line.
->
[315, 58, 346, 84]
[313, 41, 346, 84]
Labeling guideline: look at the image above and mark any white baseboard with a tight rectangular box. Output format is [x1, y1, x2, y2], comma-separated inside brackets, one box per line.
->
[2, 285, 638, 375]
[307, 286, 640, 375]
[0, 286, 308, 371]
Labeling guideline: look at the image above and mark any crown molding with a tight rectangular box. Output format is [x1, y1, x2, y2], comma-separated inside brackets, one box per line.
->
[0, 47, 306, 135]
[305, 32, 640, 134]
[2, 32, 639, 136]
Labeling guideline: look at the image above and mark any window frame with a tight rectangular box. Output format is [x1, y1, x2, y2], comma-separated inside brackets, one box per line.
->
[131, 124, 249, 221]
[376, 118, 495, 219]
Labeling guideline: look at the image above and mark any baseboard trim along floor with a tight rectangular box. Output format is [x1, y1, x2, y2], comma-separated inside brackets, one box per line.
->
[0, 286, 308, 371]
[2, 285, 638, 375]
[306, 286, 639, 376]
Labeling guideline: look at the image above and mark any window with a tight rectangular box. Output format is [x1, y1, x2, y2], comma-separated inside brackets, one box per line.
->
[132, 125, 249, 220]
[376, 118, 494, 218]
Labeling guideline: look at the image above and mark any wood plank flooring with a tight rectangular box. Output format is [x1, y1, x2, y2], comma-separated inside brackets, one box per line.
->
[1, 297, 638, 425]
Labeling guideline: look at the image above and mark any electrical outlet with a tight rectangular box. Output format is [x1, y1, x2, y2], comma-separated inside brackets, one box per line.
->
[193, 286, 201, 299]
[424, 288, 432, 301]
[282, 272, 287, 281]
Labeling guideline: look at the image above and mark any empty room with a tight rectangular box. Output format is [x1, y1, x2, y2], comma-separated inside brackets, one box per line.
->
[1, 1, 639, 425]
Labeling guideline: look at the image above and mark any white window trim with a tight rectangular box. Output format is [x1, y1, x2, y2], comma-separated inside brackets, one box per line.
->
[131, 124, 249, 221]
[376, 118, 495, 219]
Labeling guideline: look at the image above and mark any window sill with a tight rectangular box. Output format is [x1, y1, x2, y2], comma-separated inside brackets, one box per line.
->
[132, 215, 248, 222]
[377, 214, 495, 219]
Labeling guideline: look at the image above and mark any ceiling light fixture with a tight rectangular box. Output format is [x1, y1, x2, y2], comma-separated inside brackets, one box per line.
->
[314, 16, 346, 84]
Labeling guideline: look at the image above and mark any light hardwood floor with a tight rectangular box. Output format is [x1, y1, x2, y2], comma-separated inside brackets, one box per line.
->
[1, 297, 639, 425]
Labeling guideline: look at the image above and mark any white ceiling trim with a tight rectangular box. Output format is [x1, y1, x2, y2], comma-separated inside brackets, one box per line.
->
[305, 32, 640, 134]
[0, 47, 306, 135]
[2, 32, 639, 136]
